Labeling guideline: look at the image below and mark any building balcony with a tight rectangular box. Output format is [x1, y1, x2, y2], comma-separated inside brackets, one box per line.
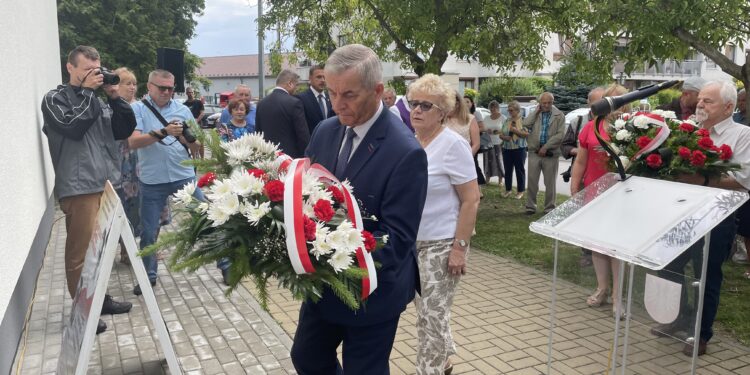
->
[615, 60, 704, 81]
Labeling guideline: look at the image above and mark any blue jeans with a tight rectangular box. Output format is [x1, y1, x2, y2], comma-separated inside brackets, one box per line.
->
[140, 177, 204, 282]
[502, 147, 527, 192]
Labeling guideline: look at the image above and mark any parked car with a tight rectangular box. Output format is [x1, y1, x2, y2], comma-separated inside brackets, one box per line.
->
[564, 107, 590, 131]
[201, 104, 223, 129]
[476, 103, 538, 122]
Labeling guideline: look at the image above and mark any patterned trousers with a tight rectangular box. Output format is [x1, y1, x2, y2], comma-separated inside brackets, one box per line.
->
[414, 238, 465, 375]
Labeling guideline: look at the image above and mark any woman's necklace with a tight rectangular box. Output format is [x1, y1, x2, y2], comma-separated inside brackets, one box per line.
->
[416, 125, 444, 148]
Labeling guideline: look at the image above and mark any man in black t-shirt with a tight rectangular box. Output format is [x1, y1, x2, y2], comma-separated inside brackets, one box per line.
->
[183, 87, 204, 123]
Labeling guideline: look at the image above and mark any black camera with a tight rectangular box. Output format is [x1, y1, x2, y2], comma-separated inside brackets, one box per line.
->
[174, 121, 196, 143]
[99, 67, 120, 85]
[561, 167, 572, 183]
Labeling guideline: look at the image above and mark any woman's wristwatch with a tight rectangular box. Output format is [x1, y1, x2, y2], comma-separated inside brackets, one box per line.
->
[453, 239, 469, 250]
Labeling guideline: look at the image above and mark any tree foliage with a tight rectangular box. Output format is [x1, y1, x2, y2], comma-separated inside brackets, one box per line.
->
[261, 0, 583, 76]
[477, 77, 547, 106]
[581, 1, 750, 91]
[554, 40, 613, 87]
[57, 0, 205, 95]
[545, 85, 592, 112]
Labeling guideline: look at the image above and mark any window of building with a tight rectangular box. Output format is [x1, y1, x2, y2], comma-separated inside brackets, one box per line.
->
[458, 79, 475, 95]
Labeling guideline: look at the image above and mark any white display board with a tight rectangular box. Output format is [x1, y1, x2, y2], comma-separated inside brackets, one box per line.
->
[57, 182, 181, 374]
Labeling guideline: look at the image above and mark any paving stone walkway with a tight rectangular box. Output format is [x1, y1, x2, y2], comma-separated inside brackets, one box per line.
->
[11, 209, 750, 374]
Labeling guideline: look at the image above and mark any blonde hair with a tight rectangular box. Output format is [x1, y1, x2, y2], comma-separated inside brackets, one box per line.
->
[449, 90, 471, 125]
[603, 84, 630, 121]
[114, 67, 136, 84]
[407, 73, 456, 115]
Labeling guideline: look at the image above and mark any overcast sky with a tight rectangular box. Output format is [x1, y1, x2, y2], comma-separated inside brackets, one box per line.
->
[188, 0, 292, 57]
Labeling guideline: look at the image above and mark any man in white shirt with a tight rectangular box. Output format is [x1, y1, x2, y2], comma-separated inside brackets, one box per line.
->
[654, 80, 750, 356]
[297, 64, 335, 134]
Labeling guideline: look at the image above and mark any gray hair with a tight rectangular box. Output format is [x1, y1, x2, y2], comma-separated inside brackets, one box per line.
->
[148, 69, 174, 81]
[488, 100, 500, 109]
[704, 80, 737, 108]
[507, 100, 521, 112]
[325, 44, 382, 90]
[588, 86, 606, 101]
[384, 87, 396, 96]
[276, 69, 300, 85]
[234, 84, 250, 94]
[539, 92, 554, 101]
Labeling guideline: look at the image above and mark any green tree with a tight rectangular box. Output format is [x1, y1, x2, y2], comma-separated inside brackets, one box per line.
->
[261, 0, 583, 76]
[581, 0, 750, 112]
[57, 0, 205, 95]
[477, 77, 546, 106]
[554, 40, 613, 87]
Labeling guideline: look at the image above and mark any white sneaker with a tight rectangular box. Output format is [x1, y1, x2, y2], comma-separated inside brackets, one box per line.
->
[502, 191, 512, 198]
[733, 236, 748, 264]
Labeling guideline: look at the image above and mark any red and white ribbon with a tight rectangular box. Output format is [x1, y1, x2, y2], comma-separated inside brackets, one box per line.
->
[632, 113, 671, 160]
[281, 157, 378, 298]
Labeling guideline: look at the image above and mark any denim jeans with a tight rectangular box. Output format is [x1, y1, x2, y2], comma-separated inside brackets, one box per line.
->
[140, 177, 204, 282]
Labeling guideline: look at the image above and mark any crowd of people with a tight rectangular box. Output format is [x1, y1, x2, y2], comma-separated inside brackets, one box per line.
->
[41, 42, 750, 374]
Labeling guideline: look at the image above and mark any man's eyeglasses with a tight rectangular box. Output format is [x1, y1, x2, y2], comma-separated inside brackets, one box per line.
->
[149, 82, 175, 92]
[408, 100, 442, 112]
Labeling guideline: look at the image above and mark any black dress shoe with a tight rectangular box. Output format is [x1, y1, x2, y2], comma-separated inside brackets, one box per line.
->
[683, 338, 707, 356]
[133, 280, 157, 296]
[101, 294, 132, 315]
[96, 319, 107, 335]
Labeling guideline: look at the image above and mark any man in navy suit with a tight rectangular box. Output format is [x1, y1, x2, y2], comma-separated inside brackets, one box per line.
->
[297, 64, 335, 134]
[291, 44, 428, 375]
[255, 69, 310, 158]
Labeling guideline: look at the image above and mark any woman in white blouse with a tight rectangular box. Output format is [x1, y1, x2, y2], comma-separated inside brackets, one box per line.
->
[408, 73, 480, 375]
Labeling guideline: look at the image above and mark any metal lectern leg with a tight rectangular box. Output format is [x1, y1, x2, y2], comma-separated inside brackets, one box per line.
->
[611, 258, 625, 372]
[690, 232, 711, 375]
[620, 262, 635, 375]
[547, 239, 559, 374]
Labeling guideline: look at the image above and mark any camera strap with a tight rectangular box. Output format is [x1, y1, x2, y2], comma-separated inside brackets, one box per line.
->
[140, 99, 192, 158]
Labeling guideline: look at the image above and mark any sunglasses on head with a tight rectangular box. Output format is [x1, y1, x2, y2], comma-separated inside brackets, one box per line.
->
[408, 100, 441, 112]
[149, 82, 175, 92]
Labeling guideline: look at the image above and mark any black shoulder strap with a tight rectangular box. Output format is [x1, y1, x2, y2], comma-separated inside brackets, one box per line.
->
[574, 115, 584, 139]
[141, 99, 169, 127]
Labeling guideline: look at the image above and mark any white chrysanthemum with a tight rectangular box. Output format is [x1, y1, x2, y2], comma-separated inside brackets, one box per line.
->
[217, 194, 241, 216]
[231, 171, 264, 197]
[615, 129, 632, 141]
[207, 179, 233, 200]
[327, 223, 351, 251]
[223, 143, 253, 166]
[633, 116, 650, 129]
[307, 187, 333, 205]
[197, 202, 209, 213]
[240, 132, 279, 155]
[619, 156, 631, 170]
[242, 201, 271, 226]
[651, 109, 665, 117]
[662, 111, 677, 119]
[684, 118, 698, 126]
[207, 204, 230, 226]
[609, 143, 621, 155]
[327, 249, 354, 273]
[340, 180, 354, 195]
[310, 225, 333, 259]
[302, 202, 315, 218]
[301, 172, 322, 196]
[173, 181, 196, 205]
[614, 119, 626, 130]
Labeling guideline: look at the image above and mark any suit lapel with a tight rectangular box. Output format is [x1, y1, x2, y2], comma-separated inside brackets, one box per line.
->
[343, 110, 388, 180]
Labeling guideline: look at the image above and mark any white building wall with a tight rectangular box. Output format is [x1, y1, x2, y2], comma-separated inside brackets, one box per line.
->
[0, 0, 59, 371]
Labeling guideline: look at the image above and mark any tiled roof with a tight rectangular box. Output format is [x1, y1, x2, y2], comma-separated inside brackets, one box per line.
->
[196, 53, 301, 78]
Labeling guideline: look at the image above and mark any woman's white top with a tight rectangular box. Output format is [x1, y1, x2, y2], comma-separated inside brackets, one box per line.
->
[417, 128, 477, 241]
[483, 114, 504, 145]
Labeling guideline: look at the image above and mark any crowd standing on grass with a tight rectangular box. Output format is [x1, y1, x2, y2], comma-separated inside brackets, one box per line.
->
[43, 43, 750, 370]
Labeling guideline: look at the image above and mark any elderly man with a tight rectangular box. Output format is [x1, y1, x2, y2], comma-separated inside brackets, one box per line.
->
[523, 92, 565, 214]
[41, 45, 135, 334]
[382, 87, 397, 108]
[128, 69, 205, 296]
[653, 80, 750, 356]
[291, 44, 428, 375]
[256, 69, 310, 158]
[219, 84, 256, 132]
[658, 76, 706, 120]
[734, 88, 747, 125]
[296, 64, 335, 134]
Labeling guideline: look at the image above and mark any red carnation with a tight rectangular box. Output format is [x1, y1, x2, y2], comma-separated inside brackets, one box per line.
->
[645, 153, 663, 169]
[719, 144, 733, 160]
[636, 136, 652, 149]
[690, 150, 707, 167]
[696, 128, 710, 137]
[678, 146, 692, 160]
[263, 180, 285, 202]
[197, 172, 217, 188]
[302, 215, 317, 241]
[678, 123, 695, 133]
[697, 137, 714, 149]
[362, 230, 377, 252]
[313, 199, 335, 222]
[247, 168, 266, 179]
[327, 185, 345, 204]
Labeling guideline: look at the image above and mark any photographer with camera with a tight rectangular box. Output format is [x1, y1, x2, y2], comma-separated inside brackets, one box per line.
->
[42, 45, 135, 334]
[523, 92, 565, 215]
[128, 69, 205, 296]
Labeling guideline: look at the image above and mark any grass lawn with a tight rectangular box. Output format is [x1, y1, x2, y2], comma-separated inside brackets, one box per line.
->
[473, 184, 750, 346]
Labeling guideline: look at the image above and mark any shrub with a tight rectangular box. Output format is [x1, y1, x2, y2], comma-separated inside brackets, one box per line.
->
[463, 88, 478, 100]
[477, 77, 545, 107]
[545, 85, 592, 112]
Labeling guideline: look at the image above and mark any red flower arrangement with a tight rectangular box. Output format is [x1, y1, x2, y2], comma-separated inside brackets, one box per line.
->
[606, 110, 740, 180]
[263, 180, 285, 202]
[197, 171, 216, 188]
